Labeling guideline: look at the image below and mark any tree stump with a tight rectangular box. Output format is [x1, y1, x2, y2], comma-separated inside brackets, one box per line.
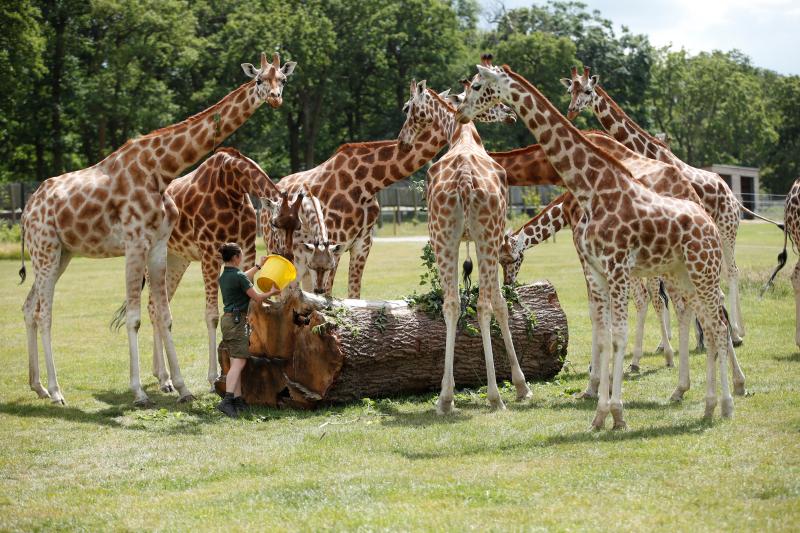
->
[215, 282, 568, 408]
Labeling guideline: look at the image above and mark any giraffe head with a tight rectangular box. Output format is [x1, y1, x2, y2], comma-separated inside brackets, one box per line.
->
[262, 191, 304, 260]
[454, 55, 510, 124]
[397, 79, 437, 152]
[441, 85, 516, 124]
[560, 66, 599, 120]
[499, 231, 524, 286]
[302, 241, 344, 294]
[241, 52, 297, 109]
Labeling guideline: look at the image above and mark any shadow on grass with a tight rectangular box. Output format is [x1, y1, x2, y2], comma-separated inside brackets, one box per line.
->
[395, 418, 714, 460]
[773, 352, 800, 362]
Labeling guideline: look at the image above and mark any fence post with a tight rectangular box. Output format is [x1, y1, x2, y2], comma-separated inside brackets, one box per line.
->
[393, 187, 400, 236]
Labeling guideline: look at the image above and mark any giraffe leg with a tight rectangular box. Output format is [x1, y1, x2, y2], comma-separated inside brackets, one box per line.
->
[151, 253, 190, 393]
[147, 238, 193, 403]
[585, 268, 612, 430]
[721, 238, 744, 345]
[489, 272, 531, 401]
[435, 253, 459, 415]
[200, 253, 222, 388]
[575, 285, 602, 399]
[669, 287, 692, 402]
[649, 278, 674, 365]
[792, 261, 800, 348]
[37, 250, 72, 405]
[347, 234, 373, 299]
[629, 278, 647, 373]
[608, 273, 630, 430]
[23, 281, 48, 399]
[124, 246, 151, 406]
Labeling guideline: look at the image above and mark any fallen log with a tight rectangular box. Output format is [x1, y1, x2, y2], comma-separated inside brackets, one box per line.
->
[216, 282, 568, 408]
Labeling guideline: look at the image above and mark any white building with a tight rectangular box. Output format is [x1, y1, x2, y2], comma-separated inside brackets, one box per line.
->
[703, 164, 760, 219]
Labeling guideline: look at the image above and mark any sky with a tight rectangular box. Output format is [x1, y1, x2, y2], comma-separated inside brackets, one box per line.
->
[479, 0, 800, 75]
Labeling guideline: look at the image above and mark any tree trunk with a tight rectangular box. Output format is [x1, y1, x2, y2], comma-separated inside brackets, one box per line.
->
[216, 283, 568, 409]
[49, 1, 66, 175]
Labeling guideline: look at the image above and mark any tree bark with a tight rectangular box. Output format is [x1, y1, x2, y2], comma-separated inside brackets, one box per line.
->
[216, 283, 568, 409]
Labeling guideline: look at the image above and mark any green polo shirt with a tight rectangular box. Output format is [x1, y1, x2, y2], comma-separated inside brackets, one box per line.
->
[218, 266, 252, 313]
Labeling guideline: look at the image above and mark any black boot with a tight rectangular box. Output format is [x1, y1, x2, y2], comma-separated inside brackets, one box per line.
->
[233, 395, 249, 414]
[216, 393, 238, 418]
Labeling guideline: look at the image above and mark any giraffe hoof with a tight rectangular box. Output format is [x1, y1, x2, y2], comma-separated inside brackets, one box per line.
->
[721, 398, 734, 418]
[590, 414, 607, 431]
[733, 382, 746, 396]
[436, 398, 454, 415]
[515, 386, 533, 402]
[664, 360, 675, 368]
[669, 389, 686, 402]
[177, 393, 195, 404]
[50, 397, 66, 406]
[160, 382, 175, 394]
[134, 397, 154, 408]
[32, 387, 51, 399]
[732, 338, 743, 348]
[489, 398, 506, 411]
[574, 390, 598, 400]
[612, 420, 628, 430]
[628, 364, 640, 374]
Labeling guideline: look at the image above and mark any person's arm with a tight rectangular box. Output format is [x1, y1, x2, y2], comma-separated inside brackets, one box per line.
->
[244, 256, 268, 282]
[247, 286, 280, 302]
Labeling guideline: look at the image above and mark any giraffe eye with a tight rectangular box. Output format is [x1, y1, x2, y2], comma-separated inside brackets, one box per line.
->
[584, 89, 591, 95]
[472, 83, 482, 90]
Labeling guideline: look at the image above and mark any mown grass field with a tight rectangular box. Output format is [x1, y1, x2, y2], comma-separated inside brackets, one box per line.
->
[0, 223, 798, 531]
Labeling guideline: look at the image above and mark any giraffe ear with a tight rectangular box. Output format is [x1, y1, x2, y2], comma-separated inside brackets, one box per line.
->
[329, 243, 344, 254]
[438, 88, 450, 98]
[302, 242, 316, 251]
[281, 61, 297, 77]
[417, 80, 427, 94]
[475, 64, 498, 81]
[241, 63, 260, 79]
[588, 74, 600, 87]
[560, 78, 573, 91]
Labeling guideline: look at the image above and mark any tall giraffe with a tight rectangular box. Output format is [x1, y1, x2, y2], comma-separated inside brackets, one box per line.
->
[457, 63, 739, 428]
[18, 52, 296, 406]
[763, 178, 800, 347]
[269, 97, 514, 298]
[141, 148, 318, 392]
[562, 66, 782, 345]
[494, 131, 748, 395]
[399, 80, 531, 414]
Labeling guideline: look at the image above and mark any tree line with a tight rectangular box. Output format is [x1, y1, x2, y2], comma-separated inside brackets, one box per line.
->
[2, 0, 798, 193]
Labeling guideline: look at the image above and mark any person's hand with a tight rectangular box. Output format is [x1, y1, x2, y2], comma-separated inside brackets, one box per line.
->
[265, 286, 281, 298]
[257, 256, 268, 269]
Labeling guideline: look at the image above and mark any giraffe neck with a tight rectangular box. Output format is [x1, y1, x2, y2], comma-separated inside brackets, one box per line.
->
[591, 87, 670, 162]
[428, 89, 465, 147]
[499, 67, 633, 207]
[513, 193, 569, 254]
[220, 148, 280, 202]
[107, 81, 263, 189]
[315, 132, 449, 195]
[489, 145, 562, 187]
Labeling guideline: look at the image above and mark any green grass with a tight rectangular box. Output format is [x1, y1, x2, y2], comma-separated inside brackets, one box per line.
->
[1, 223, 798, 531]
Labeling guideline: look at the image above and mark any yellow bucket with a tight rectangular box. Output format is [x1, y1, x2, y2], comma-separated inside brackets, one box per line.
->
[255, 255, 297, 292]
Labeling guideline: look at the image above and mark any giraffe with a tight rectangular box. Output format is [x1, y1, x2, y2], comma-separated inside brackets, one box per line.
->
[500, 191, 675, 373]
[268, 97, 515, 298]
[140, 148, 318, 393]
[399, 79, 531, 414]
[456, 62, 740, 428]
[763, 178, 800, 347]
[18, 52, 296, 406]
[562, 66, 783, 346]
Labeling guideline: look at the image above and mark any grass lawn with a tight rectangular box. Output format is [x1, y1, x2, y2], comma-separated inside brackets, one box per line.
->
[0, 223, 798, 530]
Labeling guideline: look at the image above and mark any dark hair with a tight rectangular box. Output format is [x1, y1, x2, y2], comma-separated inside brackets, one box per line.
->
[219, 242, 242, 262]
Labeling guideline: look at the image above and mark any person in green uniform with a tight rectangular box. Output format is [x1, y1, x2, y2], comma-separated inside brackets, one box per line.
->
[216, 242, 280, 417]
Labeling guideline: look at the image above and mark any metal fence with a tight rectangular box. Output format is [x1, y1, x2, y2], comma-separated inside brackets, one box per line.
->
[0, 180, 789, 227]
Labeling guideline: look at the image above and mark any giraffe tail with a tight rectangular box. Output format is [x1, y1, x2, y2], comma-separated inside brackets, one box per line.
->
[739, 202, 784, 229]
[760, 223, 790, 297]
[457, 163, 474, 292]
[658, 279, 669, 310]
[109, 276, 146, 331]
[18, 224, 26, 284]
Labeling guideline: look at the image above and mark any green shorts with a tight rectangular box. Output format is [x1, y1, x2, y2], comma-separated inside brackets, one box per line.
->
[219, 313, 250, 359]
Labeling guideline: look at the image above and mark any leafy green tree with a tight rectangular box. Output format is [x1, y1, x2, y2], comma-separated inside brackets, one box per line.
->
[761, 75, 800, 193]
[647, 49, 777, 168]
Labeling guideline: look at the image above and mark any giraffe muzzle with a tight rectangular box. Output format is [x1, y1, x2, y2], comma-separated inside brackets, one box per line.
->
[267, 96, 283, 108]
[455, 112, 471, 124]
